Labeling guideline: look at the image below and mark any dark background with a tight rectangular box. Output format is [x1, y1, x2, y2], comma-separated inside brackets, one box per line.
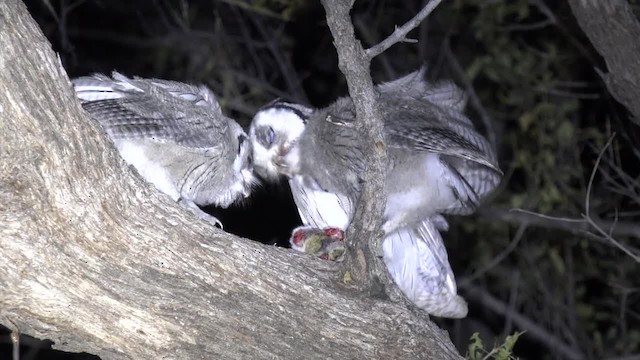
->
[2, 0, 639, 359]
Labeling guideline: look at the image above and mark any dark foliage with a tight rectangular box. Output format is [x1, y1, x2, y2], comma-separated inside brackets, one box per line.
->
[3, 0, 638, 359]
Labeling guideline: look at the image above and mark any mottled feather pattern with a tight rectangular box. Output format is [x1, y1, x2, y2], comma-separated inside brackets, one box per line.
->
[383, 217, 468, 318]
[74, 74, 230, 150]
[377, 67, 498, 167]
[299, 104, 365, 200]
[288, 174, 468, 318]
[72, 72, 255, 213]
[248, 68, 499, 318]
[81, 99, 226, 149]
[302, 97, 482, 217]
[378, 67, 468, 114]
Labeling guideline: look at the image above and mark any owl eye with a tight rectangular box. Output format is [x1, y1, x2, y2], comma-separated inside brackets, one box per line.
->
[257, 126, 277, 148]
[266, 126, 276, 146]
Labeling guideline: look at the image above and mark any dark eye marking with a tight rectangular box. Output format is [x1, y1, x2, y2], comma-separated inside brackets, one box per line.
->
[237, 134, 247, 154]
[267, 127, 275, 145]
[256, 126, 276, 148]
[258, 100, 310, 124]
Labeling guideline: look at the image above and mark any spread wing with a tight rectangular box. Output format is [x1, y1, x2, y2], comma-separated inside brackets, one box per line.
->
[73, 72, 228, 149]
[378, 67, 468, 114]
[379, 82, 502, 213]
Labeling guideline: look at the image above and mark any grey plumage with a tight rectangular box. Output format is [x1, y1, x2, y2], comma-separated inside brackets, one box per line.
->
[249, 68, 501, 318]
[73, 72, 256, 225]
[295, 69, 501, 230]
[382, 217, 467, 318]
[288, 174, 468, 317]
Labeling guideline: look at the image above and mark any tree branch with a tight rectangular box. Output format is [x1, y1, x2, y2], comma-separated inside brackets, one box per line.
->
[319, 0, 390, 296]
[366, 0, 444, 59]
[0, 1, 463, 358]
[479, 208, 640, 253]
[320, 0, 445, 305]
[568, 0, 640, 125]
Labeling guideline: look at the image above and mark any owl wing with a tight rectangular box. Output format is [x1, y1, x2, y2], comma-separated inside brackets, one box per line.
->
[73, 72, 228, 149]
[377, 67, 469, 114]
[382, 217, 468, 318]
[289, 175, 352, 229]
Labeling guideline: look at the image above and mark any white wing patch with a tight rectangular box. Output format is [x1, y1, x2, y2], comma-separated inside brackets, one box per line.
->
[114, 139, 179, 201]
[290, 175, 350, 229]
[73, 73, 143, 102]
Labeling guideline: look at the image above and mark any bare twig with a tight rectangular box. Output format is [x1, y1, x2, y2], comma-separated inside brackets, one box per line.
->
[366, 0, 444, 59]
[583, 216, 640, 263]
[354, 15, 396, 80]
[10, 330, 18, 360]
[216, 0, 289, 20]
[503, 270, 520, 337]
[538, 87, 601, 99]
[480, 207, 640, 265]
[594, 141, 640, 206]
[458, 223, 526, 287]
[462, 283, 585, 360]
[531, 0, 558, 23]
[481, 207, 640, 244]
[41, 0, 85, 60]
[581, 134, 640, 262]
[563, 244, 581, 351]
[230, 5, 267, 82]
[443, 43, 498, 149]
[499, 19, 555, 32]
[418, 0, 431, 63]
[585, 134, 615, 218]
[1, 317, 20, 360]
[248, 16, 309, 104]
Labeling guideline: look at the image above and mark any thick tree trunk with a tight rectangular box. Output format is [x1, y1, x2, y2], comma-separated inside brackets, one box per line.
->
[0, 1, 462, 359]
[568, 0, 640, 124]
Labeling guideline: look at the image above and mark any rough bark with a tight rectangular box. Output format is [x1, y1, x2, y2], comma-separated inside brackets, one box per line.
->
[0, 1, 462, 359]
[568, 0, 640, 124]
[319, 0, 392, 303]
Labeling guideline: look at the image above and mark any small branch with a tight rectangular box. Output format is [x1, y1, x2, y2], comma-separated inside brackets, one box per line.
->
[1, 318, 20, 360]
[585, 134, 615, 218]
[582, 214, 640, 263]
[581, 134, 640, 263]
[248, 15, 309, 105]
[458, 223, 526, 287]
[443, 44, 498, 150]
[479, 208, 640, 254]
[503, 270, 520, 337]
[216, 0, 289, 20]
[354, 15, 396, 80]
[10, 331, 19, 360]
[462, 284, 585, 360]
[499, 19, 554, 32]
[366, 0, 444, 59]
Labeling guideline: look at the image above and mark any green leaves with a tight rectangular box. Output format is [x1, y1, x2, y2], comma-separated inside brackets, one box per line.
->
[466, 331, 525, 360]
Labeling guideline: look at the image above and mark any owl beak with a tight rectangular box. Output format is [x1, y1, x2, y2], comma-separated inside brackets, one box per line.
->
[240, 169, 253, 198]
[274, 143, 290, 171]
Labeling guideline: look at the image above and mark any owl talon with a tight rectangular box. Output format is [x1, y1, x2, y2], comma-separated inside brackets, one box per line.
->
[323, 227, 344, 241]
[289, 226, 345, 262]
